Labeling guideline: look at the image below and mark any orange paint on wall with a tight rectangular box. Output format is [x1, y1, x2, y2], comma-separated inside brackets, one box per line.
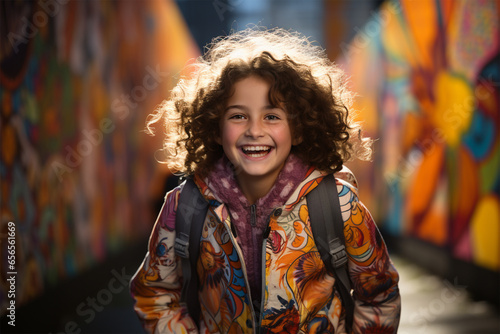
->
[150, 0, 199, 73]
[401, 0, 437, 70]
[439, 0, 457, 33]
[450, 147, 479, 243]
[417, 205, 447, 245]
[380, 2, 416, 66]
[407, 142, 445, 217]
[400, 112, 422, 155]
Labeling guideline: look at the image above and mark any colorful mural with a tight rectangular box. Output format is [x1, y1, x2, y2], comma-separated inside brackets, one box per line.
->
[339, 0, 499, 271]
[0, 0, 198, 310]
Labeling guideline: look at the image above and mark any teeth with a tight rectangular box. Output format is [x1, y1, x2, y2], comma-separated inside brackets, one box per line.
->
[241, 145, 271, 158]
[242, 146, 270, 151]
[247, 152, 267, 157]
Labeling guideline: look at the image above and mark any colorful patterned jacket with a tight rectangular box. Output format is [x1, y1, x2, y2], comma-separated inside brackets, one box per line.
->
[130, 166, 401, 333]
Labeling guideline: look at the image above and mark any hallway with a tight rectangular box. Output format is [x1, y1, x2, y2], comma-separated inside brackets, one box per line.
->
[76, 255, 500, 333]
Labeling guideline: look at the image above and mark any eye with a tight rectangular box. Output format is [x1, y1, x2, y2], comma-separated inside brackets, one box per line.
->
[265, 114, 281, 121]
[228, 114, 246, 120]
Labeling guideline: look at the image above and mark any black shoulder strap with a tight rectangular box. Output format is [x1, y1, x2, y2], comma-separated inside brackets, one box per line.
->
[174, 178, 208, 326]
[307, 173, 354, 331]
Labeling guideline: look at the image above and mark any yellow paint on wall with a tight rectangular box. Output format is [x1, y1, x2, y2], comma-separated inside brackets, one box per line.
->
[433, 71, 474, 147]
[471, 195, 500, 270]
[380, 2, 417, 66]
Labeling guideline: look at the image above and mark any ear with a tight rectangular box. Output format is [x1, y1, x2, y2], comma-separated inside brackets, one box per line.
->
[292, 135, 303, 146]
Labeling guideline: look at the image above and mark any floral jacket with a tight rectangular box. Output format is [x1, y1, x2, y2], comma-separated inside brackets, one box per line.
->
[130, 166, 401, 333]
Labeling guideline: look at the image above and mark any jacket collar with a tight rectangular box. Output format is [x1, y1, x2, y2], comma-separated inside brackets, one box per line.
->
[198, 154, 309, 210]
[192, 156, 357, 212]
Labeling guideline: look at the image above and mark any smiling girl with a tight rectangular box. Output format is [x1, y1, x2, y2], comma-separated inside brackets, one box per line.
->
[218, 75, 300, 203]
[130, 28, 401, 333]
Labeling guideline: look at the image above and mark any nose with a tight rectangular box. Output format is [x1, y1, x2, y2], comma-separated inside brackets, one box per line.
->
[245, 118, 264, 138]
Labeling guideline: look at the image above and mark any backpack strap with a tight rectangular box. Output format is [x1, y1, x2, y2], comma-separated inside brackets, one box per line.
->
[174, 177, 209, 326]
[307, 173, 354, 332]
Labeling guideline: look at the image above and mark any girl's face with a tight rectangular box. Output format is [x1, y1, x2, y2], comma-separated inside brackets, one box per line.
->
[217, 76, 298, 189]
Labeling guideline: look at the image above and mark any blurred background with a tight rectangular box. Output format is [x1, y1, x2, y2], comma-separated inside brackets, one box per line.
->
[0, 0, 498, 333]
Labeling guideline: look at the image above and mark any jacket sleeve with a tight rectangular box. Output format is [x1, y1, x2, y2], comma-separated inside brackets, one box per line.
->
[339, 183, 401, 333]
[129, 186, 198, 334]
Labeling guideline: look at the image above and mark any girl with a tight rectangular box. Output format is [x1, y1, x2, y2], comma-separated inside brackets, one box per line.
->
[130, 28, 401, 333]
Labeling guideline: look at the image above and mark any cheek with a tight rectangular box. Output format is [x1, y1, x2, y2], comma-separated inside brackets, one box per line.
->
[220, 124, 240, 148]
[219, 124, 247, 167]
[273, 126, 293, 147]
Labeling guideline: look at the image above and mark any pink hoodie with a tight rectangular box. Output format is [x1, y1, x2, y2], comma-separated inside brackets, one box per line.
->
[202, 154, 309, 305]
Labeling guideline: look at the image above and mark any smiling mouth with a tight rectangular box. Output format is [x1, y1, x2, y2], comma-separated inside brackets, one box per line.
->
[241, 145, 272, 158]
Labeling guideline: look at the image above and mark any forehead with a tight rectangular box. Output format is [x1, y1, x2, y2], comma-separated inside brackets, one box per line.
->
[228, 76, 271, 100]
[225, 75, 290, 112]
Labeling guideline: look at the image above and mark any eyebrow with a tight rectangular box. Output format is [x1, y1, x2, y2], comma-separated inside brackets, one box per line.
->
[225, 104, 246, 111]
[225, 104, 278, 111]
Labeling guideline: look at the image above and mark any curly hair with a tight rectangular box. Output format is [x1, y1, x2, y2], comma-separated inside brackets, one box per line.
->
[147, 27, 372, 176]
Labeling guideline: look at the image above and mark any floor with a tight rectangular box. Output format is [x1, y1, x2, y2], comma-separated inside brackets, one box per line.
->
[394, 256, 500, 334]
[6, 252, 496, 333]
[75, 256, 500, 333]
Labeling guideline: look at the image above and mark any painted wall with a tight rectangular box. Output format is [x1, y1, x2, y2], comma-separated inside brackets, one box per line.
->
[0, 0, 198, 310]
[339, 0, 499, 272]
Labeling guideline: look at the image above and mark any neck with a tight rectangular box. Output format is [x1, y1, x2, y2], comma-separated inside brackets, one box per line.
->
[236, 171, 281, 205]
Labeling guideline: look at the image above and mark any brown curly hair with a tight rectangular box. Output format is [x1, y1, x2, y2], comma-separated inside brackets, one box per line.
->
[147, 27, 372, 176]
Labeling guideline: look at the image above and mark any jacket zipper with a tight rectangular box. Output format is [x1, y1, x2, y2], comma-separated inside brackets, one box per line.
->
[250, 204, 257, 226]
[259, 216, 272, 333]
[250, 204, 261, 332]
[215, 213, 258, 332]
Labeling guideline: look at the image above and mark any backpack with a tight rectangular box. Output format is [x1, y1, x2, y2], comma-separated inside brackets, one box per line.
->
[174, 174, 354, 331]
